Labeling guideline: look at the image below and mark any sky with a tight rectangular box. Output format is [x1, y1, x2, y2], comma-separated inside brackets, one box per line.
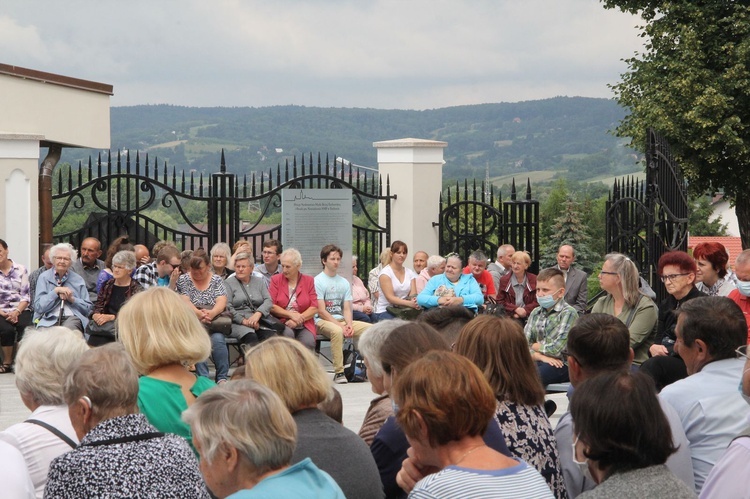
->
[0, 1, 644, 110]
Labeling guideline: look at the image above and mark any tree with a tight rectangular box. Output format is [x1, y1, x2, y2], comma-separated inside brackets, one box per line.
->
[688, 193, 729, 237]
[540, 199, 599, 273]
[602, 1, 750, 247]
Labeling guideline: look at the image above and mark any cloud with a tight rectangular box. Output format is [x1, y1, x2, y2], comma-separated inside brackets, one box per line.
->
[0, 0, 644, 109]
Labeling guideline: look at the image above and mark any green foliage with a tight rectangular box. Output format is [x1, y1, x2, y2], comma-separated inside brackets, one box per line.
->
[540, 199, 600, 273]
[689, 193, 729, 237]
[603, 0, 750, 246]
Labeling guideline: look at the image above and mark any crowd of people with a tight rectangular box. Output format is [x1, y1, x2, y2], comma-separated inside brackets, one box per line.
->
[1, 234, 750, 497]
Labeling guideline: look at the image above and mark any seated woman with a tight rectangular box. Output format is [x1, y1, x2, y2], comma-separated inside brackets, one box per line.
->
[640, 251, 705, 390]
[184, 380, 344, 498]
[46, 343, 209, 498]
[34, 242, 93, 332]
[210, 242, 231, 279]
[392, 351, 553, 498]
[694, 242, 735, 296]
[228, 240, 252, 272]
[95, 235, 135, 293]
[87, 250, 143, 347]
[118, 287, 214, 452]
[373, 322, 511, 498]
[0, 238, 32, 373]
[455, 315, 566, 498]
[177, 249, 230, 383]
[496, 250, 538, 323]
[351, 256, 374, 323]
[0, 327, 88, 497]
[592, 253, 658, 366]
[224, 251, 287, 348]
[244, 337, 382, 499]
[571, 371, 694, 498]
[268, 249, 317, 350]
[374, 241, 419, 321]
[417, 253, 484, 313]
[357, 320, 406, 446]
[368, 249, 391, 304]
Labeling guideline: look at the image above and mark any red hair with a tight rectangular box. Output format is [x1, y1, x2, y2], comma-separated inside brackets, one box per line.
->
[692, 242, 729, 278]
[658, 251, 697, 275]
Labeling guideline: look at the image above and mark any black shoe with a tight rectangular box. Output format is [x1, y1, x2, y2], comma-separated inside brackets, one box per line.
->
[544, 399, 557, 418]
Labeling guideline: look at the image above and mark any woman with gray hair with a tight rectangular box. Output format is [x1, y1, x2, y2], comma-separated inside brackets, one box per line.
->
[210, 242, 232, 279]
[0, 327, 88, 498]
[183, 380, 344, 498]
[87, 250, 143, 346]
[45, 343, 209, 498]
[33, 242, 92, 332]
[224, 251, 287, 348]
[268, 248, 318, 350]
[357, 320, 407, 445]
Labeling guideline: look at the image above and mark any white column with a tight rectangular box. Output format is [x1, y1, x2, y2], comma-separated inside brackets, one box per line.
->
[373, 138, 446, 257]
[0, 134, 42, 269]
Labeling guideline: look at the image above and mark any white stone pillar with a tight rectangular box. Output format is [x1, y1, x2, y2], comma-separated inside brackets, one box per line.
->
[0, 134, 42, 269]
[373, 138, 446, 258]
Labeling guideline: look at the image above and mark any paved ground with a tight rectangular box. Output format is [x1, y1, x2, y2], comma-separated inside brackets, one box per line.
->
[0, 344, 569, 432]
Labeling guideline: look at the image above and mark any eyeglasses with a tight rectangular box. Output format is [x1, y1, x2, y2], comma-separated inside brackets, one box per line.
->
[599, 271, 617, 276]
[112, 264, 127, 271]
[737, 345, 750, 360]
[660, 273, 690, 282]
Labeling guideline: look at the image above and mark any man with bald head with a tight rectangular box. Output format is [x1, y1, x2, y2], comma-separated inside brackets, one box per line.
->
[133, 244, 150, 268]
[71, 237, 104, 303]
[412, 251, 428, 275]
[552, 244, 587, 315]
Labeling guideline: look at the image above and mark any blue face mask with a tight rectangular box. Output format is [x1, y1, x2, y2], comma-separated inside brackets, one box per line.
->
[736, 278, 750, 297]
[537, 289, 562, 309]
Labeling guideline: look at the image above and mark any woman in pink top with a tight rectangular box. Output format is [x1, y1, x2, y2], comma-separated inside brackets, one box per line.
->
[351, 256, 373, 323]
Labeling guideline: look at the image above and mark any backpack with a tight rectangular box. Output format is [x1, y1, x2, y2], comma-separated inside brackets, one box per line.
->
[343, 342, 367, 382]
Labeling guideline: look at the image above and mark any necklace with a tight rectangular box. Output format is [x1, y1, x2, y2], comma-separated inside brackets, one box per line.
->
[454, 444, 486, 466]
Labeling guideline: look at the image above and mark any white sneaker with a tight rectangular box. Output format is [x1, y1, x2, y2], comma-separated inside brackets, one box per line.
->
[334, 372, 348, 384]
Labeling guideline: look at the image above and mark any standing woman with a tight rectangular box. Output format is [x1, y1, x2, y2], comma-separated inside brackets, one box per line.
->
[496, 251, 538, 322]
[374, 241, 419, 322]
[694, 242, 735, 296]
[592, 253, 658, 367]
[176, 249, 230, 383]
[268, 248, 317, 350]
[0, 239, 32, 372]
[87, 250, 143, 347]
[209, 242, 231, 280]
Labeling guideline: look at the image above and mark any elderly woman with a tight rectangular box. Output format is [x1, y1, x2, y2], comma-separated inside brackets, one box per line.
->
[95, 235, 135, 293]
[357, 319, 407, 445]
[210, 242, 232, 279]
[496, 250, 538, 322]
[228, 240, 252, 271]
[177, 249, 230, 383]
[268, 248, 318, 350]
[392, 351, 553, 498]
[640, 251, 705, 390]
[455, 315, 566, 498]
[415, 254, 446, 294]
[374, 241, 419, 321]
[592, 253, 658, 366]
[45, 343, 209, 498]
[694, 242, 735, 296]
[183, 380, 344, 498]
[33, 242, 93, 332]
[368, 249, 391, 303]
[224, 251, 287, 348]
[352, 256, 374, 323]
[87, 250, 143, 347]
[373, 322, 511, 498]
[0, 238, 32, 373]
[0, 327, 88, 498]
[118, 287, 214, 452]
[417, 253, 484, 312]
[571, 371, 694, 498]
[244, 337, 382, 499]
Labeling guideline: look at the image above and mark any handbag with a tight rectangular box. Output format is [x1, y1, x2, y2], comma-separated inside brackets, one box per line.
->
[85, 319, 117, 339]
[237, 283, 286, 335]
[198, 305, 233, 336]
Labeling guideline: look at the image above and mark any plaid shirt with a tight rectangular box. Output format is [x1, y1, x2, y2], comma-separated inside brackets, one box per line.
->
[524, 299, 577, 359]
[0, 260, 30, 313]
[132, 262, 159, 289]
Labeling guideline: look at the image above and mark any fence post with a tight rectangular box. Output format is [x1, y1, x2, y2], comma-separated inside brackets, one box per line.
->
[209, 150, 237, 249]
[373, 138, 446, 256]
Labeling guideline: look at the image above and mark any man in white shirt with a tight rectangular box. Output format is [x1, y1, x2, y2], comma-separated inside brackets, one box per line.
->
[487, 244, 514, 293]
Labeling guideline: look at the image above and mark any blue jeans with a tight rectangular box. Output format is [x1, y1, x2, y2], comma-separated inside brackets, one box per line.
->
[195, 332, 229, 382]
[536, 360, 569, 387]
[372, 311, 395, 322]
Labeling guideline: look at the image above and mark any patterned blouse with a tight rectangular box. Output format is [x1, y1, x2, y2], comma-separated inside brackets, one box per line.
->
[0, 261, 30, 313]
[176, 273, 226, 307]
[45, 413, 209, 498]
[494, 399, 568, 499]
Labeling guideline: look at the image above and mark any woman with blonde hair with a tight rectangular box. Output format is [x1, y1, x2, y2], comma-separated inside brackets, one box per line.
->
[592, 253, 658, 366]
[117, 286, 213, 452]
[209, 242, 232, 279]
[496, 251, 538, 322]
[454, 315, 566, 498]
[244, 337, 382, 499]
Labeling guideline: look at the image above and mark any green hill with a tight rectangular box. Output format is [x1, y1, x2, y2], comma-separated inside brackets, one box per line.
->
[60, 97, 641, 182]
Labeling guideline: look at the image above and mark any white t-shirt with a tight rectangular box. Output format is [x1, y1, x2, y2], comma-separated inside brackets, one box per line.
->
[375, 265, 417, 313]
[0, 440, 34, 498]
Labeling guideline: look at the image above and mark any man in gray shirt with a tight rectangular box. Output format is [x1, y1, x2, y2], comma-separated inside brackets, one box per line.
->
[255, 239, 282, 288]
[70, 237, 104, 303]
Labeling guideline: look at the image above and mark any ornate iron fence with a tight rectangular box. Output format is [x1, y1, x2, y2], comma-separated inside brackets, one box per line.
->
[52, 150, 395, 279]
[436, 178, 540, 273]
